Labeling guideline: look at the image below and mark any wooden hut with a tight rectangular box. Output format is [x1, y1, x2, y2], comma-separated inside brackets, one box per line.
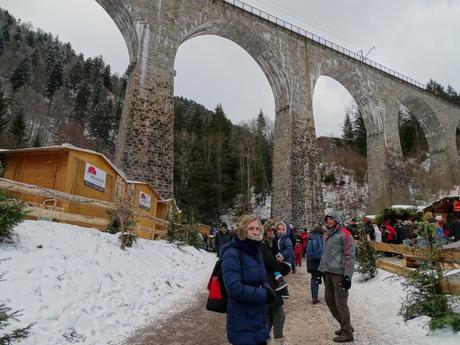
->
[0, 145, 126, 229]
[128, 181, 165, 240]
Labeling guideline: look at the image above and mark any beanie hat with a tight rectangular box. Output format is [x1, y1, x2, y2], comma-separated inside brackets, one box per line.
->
[325, 209, 342, 223]
[236, 215, 263, 241]
[263, 219, 276, 235]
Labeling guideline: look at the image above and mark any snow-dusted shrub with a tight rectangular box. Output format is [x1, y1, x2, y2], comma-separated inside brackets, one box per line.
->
[0, 193, 26, 242]
[0, 301, 33, 344]
[398, 222, 460, 332]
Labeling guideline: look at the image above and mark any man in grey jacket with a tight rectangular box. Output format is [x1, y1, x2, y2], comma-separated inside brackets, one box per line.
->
[318, 210, 356, 343]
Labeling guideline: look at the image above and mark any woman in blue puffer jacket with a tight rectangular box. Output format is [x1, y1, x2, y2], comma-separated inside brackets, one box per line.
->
[221, 215, 275, 345]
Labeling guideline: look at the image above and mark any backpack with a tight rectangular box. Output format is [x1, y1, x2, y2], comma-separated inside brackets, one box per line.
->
[306, 234, 323, 259]
[206, 247, 243, 313]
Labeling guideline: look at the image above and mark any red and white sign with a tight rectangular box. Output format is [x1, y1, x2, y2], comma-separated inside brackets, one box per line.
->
[83, 163, 107, 192]
[454, 200, 460, 212]
[139, 191, 152, 210]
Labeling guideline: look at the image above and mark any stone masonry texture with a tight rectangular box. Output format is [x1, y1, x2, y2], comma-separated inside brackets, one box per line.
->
[96, 0, 460, 224]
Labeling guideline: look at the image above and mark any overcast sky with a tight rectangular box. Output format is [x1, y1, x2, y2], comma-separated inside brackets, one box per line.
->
[0, 0, 458, 137]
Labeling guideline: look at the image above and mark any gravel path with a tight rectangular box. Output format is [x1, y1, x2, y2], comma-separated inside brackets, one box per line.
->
[122, 261, 410, 345]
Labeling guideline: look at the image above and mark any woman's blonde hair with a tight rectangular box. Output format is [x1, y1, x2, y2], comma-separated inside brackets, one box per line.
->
[236, 214, 263, 241]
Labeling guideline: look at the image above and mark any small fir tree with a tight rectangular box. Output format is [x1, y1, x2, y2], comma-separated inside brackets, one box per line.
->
[0, 301, 33, 344]
[342, 112, 354, 141]
[355, 221, 377, 281]
[0, 192, 26, 242]
[9, 110, 29, 148]
[10, 57, 31, 92]
[397, 221, 460, 332]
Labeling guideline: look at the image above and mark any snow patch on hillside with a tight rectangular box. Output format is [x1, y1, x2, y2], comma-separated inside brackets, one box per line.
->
[322, 163, 368, 220]
[0, 221, 215, 345]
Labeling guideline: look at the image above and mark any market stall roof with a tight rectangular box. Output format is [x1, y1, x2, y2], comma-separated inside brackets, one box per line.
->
[423, 197, 460, 214]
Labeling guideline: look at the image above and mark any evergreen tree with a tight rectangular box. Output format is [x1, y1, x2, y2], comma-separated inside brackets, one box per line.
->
[89, 99, 114, 145]
[74, 81, 91, 122]
[2, 24, 9, 43]
[46, 58, 64, 100]
[426, 79, 445, 97]
[342, 111, 354, 141]
[0, 87, 9, 136]
[103, 65, 113, 91]
[353, 110, 367, 156]
[0, 35, 5, 56]
[9, 109, 29, 148]
[10, 56, 31, 91]
[30, 47, 40, 68]
[68, 61, 82, 91]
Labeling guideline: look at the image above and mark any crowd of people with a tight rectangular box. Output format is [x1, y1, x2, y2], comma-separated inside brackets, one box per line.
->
[344, 211, 460, 246]
[203, 206, 460, 345]
[213, 210, 356, 345]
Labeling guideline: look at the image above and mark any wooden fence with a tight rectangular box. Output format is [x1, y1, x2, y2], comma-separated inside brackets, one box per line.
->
[0, 178, 170, 239]
[365, 241, 460, 294]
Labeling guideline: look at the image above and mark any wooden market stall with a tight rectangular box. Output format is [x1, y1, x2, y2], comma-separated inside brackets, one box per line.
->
[128, 180, 169, 240]
[0, 145, 126, 229]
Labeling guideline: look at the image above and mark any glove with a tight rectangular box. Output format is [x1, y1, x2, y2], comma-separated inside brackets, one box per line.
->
[340, 275, 352, 290]
[264, 283, 276, 304]
[314, 272, 322, 285]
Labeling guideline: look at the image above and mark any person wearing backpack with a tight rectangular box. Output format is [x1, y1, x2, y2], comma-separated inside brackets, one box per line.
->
[306, 225, 324, 304]
[221, 214, 275, 345]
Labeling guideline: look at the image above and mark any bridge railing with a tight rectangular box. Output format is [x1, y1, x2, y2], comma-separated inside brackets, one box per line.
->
[225, 0, 426, 90]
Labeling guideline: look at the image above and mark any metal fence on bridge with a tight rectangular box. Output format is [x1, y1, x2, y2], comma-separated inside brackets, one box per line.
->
[225, 0, 426, 90]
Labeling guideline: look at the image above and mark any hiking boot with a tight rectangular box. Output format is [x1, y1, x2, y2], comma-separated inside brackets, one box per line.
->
[336, 327, 354, 335]
[280, 286, 289, 299]
[333, 334, 354, 343]
[272, 337, 285, 345]
[274, 276, 288, 291]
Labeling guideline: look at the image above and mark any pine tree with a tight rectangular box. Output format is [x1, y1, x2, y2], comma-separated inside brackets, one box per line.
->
[103, 65, 113, 91]
[9, 109, 29, 148]
[30, 47, 40, 68]
[46, 58, 64, 100]
[342, 111, 354, 141]
[0, 87, 9, 136]
[0, 302, 33, 344]
[89, 99, 114, 145]
[2, 24, 10, 43]
[68, 62, 82, 91]
[74, 81, 91, 122]
[0, 35, 5, 56]
[10, 56, 31, 91]
[352, 110, 367, 156]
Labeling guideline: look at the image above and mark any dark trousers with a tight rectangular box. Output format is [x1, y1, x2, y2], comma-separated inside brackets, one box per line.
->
[268, 305, 285, 339]
[324, 272, 354, 335]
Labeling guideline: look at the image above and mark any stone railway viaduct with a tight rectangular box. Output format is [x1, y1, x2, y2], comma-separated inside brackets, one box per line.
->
[95, 0, 460, 226]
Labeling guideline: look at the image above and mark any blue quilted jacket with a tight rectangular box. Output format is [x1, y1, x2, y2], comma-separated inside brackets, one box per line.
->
[221, 240, 269, 345]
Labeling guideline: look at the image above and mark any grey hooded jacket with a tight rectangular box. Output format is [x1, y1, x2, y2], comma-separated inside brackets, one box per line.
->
[318, 224, 356, 277]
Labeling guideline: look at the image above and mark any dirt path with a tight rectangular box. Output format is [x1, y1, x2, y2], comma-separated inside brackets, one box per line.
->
[122, 261, 405, 345]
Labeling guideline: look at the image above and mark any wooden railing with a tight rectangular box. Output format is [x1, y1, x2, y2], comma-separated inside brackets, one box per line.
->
[362, 240, 460, 294]
[0, 178, 169, 235]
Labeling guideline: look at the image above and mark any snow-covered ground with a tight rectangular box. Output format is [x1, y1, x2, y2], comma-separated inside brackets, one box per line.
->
[351, 270, 459, 345]
[0, 221, 216, 345]
[1, 221, 459, 344]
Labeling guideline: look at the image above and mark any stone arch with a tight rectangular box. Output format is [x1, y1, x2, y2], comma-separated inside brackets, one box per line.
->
[178, 20, 291, 112]
[399, 95, 448, 155]
[95, 0, 139, 64]
[312, 75, 360, 137]
[173, 35, 275, 120]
